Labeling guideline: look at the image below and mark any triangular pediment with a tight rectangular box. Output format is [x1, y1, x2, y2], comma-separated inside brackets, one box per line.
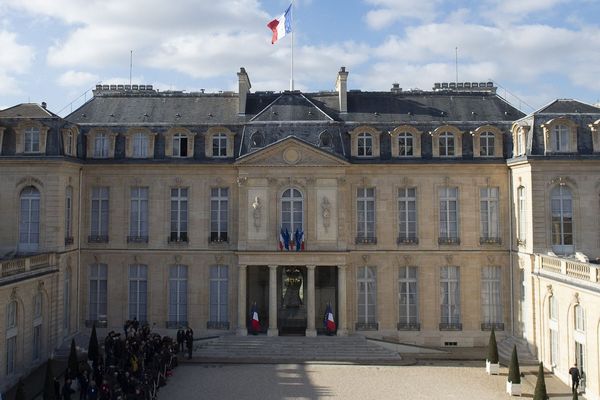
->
[235, 136, 348, 167]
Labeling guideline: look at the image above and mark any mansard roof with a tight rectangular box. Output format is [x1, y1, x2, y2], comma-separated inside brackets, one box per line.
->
[0, 103, 59, 119]
[249, 92, 334, 122]
[534, 99, 600, 115]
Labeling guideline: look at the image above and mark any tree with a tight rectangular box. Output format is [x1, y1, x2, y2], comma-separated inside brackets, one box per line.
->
[508, 345, 521, 384]
[486, 327, 499, 363]
[88, 323, 99, 367]
[43, 359, 57, 400]
[15, 378, 26, 400]
[68, 338, 79, 378]
[533, 362, 548, 400]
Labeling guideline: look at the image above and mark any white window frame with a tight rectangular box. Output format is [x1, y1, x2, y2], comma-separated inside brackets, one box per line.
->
[88, 263, 107, 322]
[517, 186, 526, 244]
[357, 187, 375, 242]
[480, 187, 500, 242]
[357, 266, 377, 328]
[575, 305, 585, 332]
[398, 187, 417, 243]
[129, 187, 149, 241]
[209, 265, 229, 326]
[440, 266, 461, 327]
[19, 186, 41, 252]
[94, 133, 109, 158]
[553, 124, 569, 152]
[24, 127, 40, 153]
[128, 264, 148, 322]
[439, 132, 455, 157]
[65, 186, 73, 241]
[90, 187, 109, 240]
[281, 188, 304, 233]
[170, 188, 188, 242]
[551, 185, 573, 254]
[550, 328, 559, 368]
[65, 130, 74, 156]
[481, 266, 502, 326]
[480, 132, 495, 157]
[212, 133, 228, 157]
[398, 133, 413, 157]
[439, 187, 459, 242]
[169, 265, 188, 325]
[172, 133, 188, 157]
[516, 130, 525, 156]
[398, 266, 418, 328]
[357, 133, 373, 157]
[210, 187, 229, 243]
[132, 132, 149, 158]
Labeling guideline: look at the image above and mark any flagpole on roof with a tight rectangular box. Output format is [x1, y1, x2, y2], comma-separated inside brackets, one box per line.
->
[290, 0, 294, 91]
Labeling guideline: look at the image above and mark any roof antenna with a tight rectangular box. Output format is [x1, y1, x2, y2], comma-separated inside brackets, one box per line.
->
[129, 50, 133, 85]
[455, 46, 459, 86]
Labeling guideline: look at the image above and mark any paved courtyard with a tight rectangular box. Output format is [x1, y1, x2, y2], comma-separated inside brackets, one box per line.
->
[159, 361, 577, 399]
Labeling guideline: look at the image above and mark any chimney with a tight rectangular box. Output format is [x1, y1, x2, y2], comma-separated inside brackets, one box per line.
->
[335, 66, 349, 114]
[41, 102, 47, 109]
[237, 67, 251, 115]
[391, 83, 402, 93]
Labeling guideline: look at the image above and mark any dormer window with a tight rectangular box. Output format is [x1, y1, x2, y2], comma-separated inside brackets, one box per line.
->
[357, 133, 373, 157]
[391, 126, 422, 158]
[473, 125, 503, 158]
[552, 125, 569, 152]
[94, 133, 109, 158]
[398, 133, 413, 156]
[133, 132, 149, 158]
[432, 125, 462, 158]
[62, 127, 78, 156]
[439, 132, 454, 156]
[24, 127, 40, 153]
[125, 128, 156, 159]
[480, 132, 494, 156]
[251, 132, 264, 148]
[319, 131, 333, 148]
[173, 133, 188, 157]
[212, 133, 227, 157]
[166, 128, 195, 158]
[541, 118, 577, 155]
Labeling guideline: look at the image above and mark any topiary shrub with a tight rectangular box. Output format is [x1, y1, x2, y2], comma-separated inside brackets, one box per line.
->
[533, 362, 548, 400]
[508, 345, 521, 384]
[487, 327, 499, 363]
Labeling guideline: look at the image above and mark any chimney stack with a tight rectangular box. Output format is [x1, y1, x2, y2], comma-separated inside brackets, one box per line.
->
[335, 66, 349, 114]
[41, 102, 47, 109]
[237, 67, 251, 115]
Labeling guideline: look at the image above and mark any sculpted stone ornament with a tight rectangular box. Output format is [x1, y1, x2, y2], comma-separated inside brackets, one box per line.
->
[321, 197, 331, 232]
[252, 196, 262, 231]
[282, 268, 303, 308]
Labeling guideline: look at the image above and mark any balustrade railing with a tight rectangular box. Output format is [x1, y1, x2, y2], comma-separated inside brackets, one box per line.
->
[538, 254, 599, 283]
[1, 253, 55, 278]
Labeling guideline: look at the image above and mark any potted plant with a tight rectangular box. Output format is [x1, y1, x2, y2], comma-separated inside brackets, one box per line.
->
[486, 327, 500, 375]
[533, 362, 548, 400]
[506, 345, 522, 396]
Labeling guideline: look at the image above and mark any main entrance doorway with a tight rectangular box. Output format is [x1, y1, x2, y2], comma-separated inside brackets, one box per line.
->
[278, 266, 307, 335]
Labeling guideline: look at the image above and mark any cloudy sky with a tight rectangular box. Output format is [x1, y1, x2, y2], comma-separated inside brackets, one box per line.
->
[1, 0, 599, 115]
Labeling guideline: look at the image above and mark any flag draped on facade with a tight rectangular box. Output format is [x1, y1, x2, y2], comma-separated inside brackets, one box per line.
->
[250, 303, 261, 333]
[267, 3, 292, 44]
[294, 227, 304, 251]
[323, 303, 336, 333]
[279, 226, 304, 251]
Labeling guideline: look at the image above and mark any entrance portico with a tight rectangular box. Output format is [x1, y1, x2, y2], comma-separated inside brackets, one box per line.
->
[237, 252, 348, 337]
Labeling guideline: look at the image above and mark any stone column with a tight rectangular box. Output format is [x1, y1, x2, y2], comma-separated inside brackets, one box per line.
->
[268, 265, 278, 336]
[306, 265, 317, 337]
[337, 265, 348, 336]
[236, 265, 247, 336]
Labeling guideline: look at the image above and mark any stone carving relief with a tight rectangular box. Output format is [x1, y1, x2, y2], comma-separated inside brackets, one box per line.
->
[321, 197, 331, 232]
[10, 287, 18, 301]
[252, 196, 262, 231]
[487, 255, 495, 265]
[237, 177, 247, 186]
[573, 292, 580, 305]
[546, 284, 553, 296]
[215, 255, 224, 264]
[174, 255, 182, 263]
[17, 176, 44, 188]
[361, 254, 370, 265]
[444, 255, 454, 265]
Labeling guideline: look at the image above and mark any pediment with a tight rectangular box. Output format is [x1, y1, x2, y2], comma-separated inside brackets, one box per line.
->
[235, 136, 348, 167]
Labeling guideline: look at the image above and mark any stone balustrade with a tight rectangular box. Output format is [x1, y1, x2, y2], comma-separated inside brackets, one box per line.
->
[538, 254, 599, 283]
[0, 253, 55, 278]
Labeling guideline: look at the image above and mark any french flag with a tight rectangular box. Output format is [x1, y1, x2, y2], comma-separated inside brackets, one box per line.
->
[250, 303, 261, 334]
[267, 4, 292, 44]
[324, 303, 336, 333]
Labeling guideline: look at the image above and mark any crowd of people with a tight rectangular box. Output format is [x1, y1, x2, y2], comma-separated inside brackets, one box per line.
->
[60, 319, 183, 400]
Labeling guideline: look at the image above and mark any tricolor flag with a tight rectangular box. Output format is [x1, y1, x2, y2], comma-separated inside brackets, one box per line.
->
[250, 303, 261, 334]
[293, 227, 304, 251]
[267, 4, 292, 44]
[279, 227, 291, 250]
[323, 303, 336, 333]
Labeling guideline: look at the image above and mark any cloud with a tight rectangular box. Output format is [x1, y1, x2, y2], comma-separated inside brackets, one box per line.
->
[57, 70, 100, 88]
[0, 29, 34, 95]
[364, 0, 442, 29]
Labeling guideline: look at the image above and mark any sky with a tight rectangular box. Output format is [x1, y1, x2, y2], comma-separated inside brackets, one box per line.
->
[1, 0, 600, 116]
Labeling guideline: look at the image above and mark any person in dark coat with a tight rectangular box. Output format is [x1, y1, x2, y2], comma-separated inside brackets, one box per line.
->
[185, 329, 193, 360]
[78, 370, 89, 400]
[176, 329, 184, 353]
[61, 378, 76, 400]
[569, 363, 581, 393]
[87, 381, 99, 400]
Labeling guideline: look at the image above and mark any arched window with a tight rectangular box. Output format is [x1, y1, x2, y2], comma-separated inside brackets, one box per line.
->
[553, 125, 569, 152]
[398, 132, 413, 156]
[480, 132, 495, 157]
[439, 132, 455, 157]
[319, 131, 332, 148]
[574, 304, 586, 375]
[212, 133, 228, 157]
[281, 188, 303, 233]
[575, 305, 585, 332]
[551, 186, 573, 254]
[19, 186, 40, 252]
[65, 186, 73, 244]
[251, 132, 264, 148]
[357, 133, 373, 157]
[549, 295, 558, 321]
[548, 295, 559, 367]
[6, 301, 18, 374]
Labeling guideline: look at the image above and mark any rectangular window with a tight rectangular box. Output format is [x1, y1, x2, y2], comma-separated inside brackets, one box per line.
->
[550, 328, 559, 367]
[398, 187, 417, 243]
[398, 133, 413, 156]
[439, 187, 459, 243]
[480, 133, 495, 157]
[549, 296, 557, 321]
[516, 131, 524, 156]
[65, 186, 73, 243]
[89, 263, 108, 322]
[575, 341, 586, 375]
[209, 265, 229, 328]
[480, 187, 500, 243]
[32, 324, 41, 361]
[169, 265, 188, 326]
[132, 133, 149, 158]
[481, 266, 502, 329]
[128, 264, 148, 322]
[212, 134, 227, 157]
[170, 188, 188, 242]
[25, 127, 40, 153]
[440, 266, 461, 329]
[356, 187, 376, 243]
[518, 187, 526, 244]
[129, 187, 149, 242]
[6, 336, 16, 375]
[210, 188, 228, 242]
[93, 133, 109, 158]
[356, 266, 377, 329]
[63, 268, 70, 333]
[398, 266, 418, 329]
[90, 187, 109, 241]
[173, 134, 188, 157]
[66, 131, 73, 155]
[439, 133, 454, 157]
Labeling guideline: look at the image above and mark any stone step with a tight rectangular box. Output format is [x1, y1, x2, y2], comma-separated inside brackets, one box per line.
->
[497, 336, 538, 366]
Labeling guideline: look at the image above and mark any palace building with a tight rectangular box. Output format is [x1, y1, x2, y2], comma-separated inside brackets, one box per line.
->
[1, 67, 599, 398]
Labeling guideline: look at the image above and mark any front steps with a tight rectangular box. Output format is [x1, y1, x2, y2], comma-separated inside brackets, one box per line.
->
[497, 336, 538, 366]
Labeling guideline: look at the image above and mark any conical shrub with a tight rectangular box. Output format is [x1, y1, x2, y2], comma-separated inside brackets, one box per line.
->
[43, 359, 57, 400]
[533, 362, 548, 400]
[67, 338, 79, 378]
[88, 323, 99, 367]
[507, 345, 521, 384]
[487, 327, 499, 363]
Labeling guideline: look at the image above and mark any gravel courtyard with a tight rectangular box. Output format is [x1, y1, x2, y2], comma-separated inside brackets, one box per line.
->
[159, 361, 525, 399]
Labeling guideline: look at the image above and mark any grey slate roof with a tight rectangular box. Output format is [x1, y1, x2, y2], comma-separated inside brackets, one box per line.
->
[535, 99, 600, 114]
[0, 103, 59, 119]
